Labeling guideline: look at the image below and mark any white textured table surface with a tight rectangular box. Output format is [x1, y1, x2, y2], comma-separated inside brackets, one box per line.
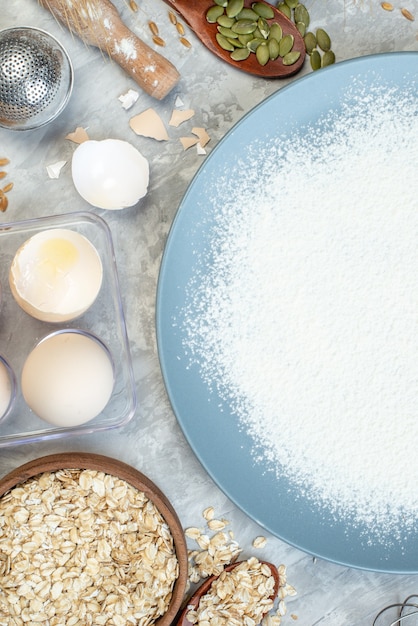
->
[2, 1, 418, 624]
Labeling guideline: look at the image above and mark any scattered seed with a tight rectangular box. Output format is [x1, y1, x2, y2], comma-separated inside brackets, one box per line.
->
[294, 3, 310, 27]
[401, 7, 415, 20]
[152, 34, 166, 46]
[304, 31, 317, 54]
[0, 191, 8, 212]
[0, 158, 9, 167]
[129, 0, 138, 10]
[168, 10, 178, 24]
[148, 21, 159, 36]
[2, 182, 13, 193]
[310, 48, 321, 70]
[296, 21, 306, 37]
[180, 36, 192, 48]
[381, 1, 394, 9]
[176, 21, 185, 35]
[322, 49, 336, 66]
[316, 27, 331, 51]
[0, 171, 6, 179]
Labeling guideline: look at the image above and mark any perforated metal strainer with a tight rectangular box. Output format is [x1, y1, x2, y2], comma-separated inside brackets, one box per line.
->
[0, 27, 73, 131]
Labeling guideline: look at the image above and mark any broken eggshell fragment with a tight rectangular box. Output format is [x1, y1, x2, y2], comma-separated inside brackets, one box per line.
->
[71, 139, 149, 210]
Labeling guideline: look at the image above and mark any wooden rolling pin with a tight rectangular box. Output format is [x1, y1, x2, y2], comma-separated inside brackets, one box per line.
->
[38, 0, 180, 100]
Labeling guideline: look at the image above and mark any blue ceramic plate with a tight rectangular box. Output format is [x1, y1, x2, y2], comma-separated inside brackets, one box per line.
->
[156, 53, 418, 573]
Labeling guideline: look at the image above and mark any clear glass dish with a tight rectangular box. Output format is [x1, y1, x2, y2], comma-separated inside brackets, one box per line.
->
[0, 211, 136, 447]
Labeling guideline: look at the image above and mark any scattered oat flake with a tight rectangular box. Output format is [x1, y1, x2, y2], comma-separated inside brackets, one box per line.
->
[130, 108, 169, 140]
[185, 527, 202, 540]
[192, 127, 210, 147]
[46, 160, 67, 179]
[203, 506, 214, 521]
[65, 126, 90, 143]
[118, 88, 139, 110]
[381, 1, 394, 9]
[401, 7, 415, 19]
[180, 136, 199, 150]
[169, 108, 195, 127]
[253, 535, 267, 549]
[207, 518, 228, 531]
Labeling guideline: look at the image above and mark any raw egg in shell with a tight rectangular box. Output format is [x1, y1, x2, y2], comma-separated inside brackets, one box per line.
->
[71, 138, 149, 210]
[9, 228, 103, 323]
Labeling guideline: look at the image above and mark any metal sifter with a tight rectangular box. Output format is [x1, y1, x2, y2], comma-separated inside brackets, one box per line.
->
[0, 27, 73, 131]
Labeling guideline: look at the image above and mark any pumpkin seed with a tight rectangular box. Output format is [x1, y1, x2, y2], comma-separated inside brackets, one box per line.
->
[310, 48, 321, 70]
[226, 0, 244, 18]
[216, 32, 236, 50]
[232, 19, 258, 34]
[251, 1, 275, 19]
[279, 33, 294, 56]
[294, 3, 310, 27]
[322, 49, 335, 66]
[257, 17, 270, 38]
[282, 50, 301, 65]
[269, 22, 283, 41]
[217, 14, 236, 27]
[276, 2, 291, 18]
[247, 37, 264, 51]
[218, 25, 239, 37]
[238, 32, 255, 44]
[206, 5, 225, 22]
[285, 0, 299, 7]
[296, 21, 306, 36]
[230, 47, 251, 60]
[229, 36, 245, 47]
[256, 41, 270, 65]
[268, 37, 280, 60]
[214, 0, 228, 6]
[236, 7, 259, 19]
[316, 27, 331, 51]
[303, 31, 316, 54]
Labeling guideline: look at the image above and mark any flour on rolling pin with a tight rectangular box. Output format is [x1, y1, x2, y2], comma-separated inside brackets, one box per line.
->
[38, 0, 180, 99]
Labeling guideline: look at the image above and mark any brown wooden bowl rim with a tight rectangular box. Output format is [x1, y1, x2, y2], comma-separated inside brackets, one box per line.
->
[0, 452, 188, 626]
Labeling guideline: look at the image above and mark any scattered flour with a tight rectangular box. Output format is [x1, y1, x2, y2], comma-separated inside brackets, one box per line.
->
[181, 79, 418, 544]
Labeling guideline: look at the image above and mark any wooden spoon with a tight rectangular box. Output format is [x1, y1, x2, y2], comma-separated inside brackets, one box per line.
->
[175, 560, 280, 625]
[38, 0, 180, 99]
[162, 0, 305, 78]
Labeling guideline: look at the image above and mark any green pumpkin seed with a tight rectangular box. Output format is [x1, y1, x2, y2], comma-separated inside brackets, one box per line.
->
[296, 21, 306, 36]
[226, 0, 244, 18]
[294, 3, 310, 27]
[322, 49, 336, 66]
[238, 32, 255, 44]
[269, 22, 283, 42]
[285, 0, 299, 7]
[218, 25, 239, 37]
[278, 33, 294, 56]
[236, 7, 259, 19]
[268, 37, 280, 60]
[282, 50, 301, 65]
[230, 47, 251, 60]
[206, 5, 225, 23]
[276, 2, 291, 18]
[216, 32, 236, 50]
[310, 48, 321, 70]
[316, 27, 331, 52]
[256, 41, 270, 65]
[257, 17, 270, 38]
[217, 14, 235, 27]
[247, 37, 264, 51]
[214, 0, 228, 6]
[231, 19, 258, 34]
[303, 31, 316, 54]
[251, 1, 275, 19]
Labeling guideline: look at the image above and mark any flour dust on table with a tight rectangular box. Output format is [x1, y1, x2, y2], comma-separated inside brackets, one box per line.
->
[180, 79, 418, 547]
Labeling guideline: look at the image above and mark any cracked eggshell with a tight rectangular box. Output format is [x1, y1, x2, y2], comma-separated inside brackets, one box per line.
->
[71, 139, 149, 210]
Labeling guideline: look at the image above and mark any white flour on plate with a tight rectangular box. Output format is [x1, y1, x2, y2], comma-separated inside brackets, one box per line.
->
[181, 79, 418, 543]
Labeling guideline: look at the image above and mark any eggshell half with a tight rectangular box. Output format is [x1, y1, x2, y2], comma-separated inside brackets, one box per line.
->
[9, 229, 103, 323]
[71, 138, 149, 210]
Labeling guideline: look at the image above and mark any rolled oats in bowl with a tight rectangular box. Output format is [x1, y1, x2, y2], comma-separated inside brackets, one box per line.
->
[0, 453, 188, 626]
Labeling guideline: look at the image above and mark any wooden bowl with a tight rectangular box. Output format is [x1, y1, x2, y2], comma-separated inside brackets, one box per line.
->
[0, 452, 188, 626]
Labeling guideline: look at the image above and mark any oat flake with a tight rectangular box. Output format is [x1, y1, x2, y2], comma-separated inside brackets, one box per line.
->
[181, 80, 418, 544]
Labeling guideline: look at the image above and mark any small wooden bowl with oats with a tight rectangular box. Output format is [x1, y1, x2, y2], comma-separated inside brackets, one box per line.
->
[0, 452, 188, 626]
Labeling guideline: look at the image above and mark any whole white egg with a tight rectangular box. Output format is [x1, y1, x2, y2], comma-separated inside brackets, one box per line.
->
[21, 330, 115, 427]
[71, 138, 149, 210]
[9, 228, 103, 323]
